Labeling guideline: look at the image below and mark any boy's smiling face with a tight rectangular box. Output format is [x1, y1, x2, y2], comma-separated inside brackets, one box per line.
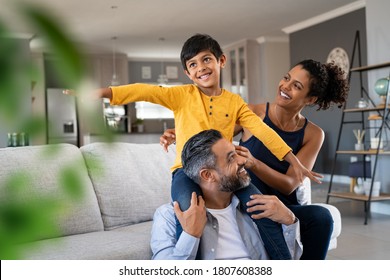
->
[184, 50, 226, 92]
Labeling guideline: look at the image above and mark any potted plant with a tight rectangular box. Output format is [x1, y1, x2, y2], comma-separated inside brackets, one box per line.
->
[135, 118, 144, 133]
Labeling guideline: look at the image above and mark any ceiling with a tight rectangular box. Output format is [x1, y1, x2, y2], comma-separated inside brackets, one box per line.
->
[0, 0, 363, 60]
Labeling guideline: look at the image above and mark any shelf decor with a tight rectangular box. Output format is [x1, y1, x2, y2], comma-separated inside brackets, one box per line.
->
[326, 30, 390, 225]
[353, 129, 365, 150]
[374, 76, 390, 108]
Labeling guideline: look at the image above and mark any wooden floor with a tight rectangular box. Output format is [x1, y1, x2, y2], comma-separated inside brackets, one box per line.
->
[312, 182, 390, 260]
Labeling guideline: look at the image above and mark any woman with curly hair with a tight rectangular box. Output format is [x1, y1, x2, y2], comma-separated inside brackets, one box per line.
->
[234, 59, 349, 259]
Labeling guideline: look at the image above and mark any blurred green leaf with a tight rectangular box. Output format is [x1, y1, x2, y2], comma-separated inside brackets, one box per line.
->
[20, 116, 46, 138]
[21, 5, 86, 88]
[59, 166, 84, 200]
[0, 172, 61, 259]
[0, 3, 105, 260]
[0, 21, 32, 120]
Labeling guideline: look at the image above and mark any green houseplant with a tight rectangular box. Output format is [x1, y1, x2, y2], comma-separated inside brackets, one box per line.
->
[0, 2, 104, 259]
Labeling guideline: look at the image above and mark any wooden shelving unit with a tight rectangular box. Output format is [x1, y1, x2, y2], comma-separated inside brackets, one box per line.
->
[326, 31, 390, 224]
[336, 150, 390, 155]
[328, 192, 390, 202]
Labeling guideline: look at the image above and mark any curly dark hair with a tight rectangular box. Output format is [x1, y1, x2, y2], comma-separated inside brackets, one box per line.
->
[296, 59, 350, 110]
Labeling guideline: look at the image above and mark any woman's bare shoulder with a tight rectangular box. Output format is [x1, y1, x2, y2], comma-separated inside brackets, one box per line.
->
[248, 103, 267, 117]
[305, 120, 325, 141]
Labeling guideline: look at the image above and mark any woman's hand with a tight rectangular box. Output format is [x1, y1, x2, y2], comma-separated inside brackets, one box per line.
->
[235, 145, 256, 170]
[160, 128, 176, 152]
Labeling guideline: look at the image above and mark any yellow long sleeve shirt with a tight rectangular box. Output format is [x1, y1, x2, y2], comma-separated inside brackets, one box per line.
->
[110, 83, 291, 171]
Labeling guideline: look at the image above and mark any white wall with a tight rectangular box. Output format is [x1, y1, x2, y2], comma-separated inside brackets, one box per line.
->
[257, 38, 290, 104]
[366, 0, 390, 213]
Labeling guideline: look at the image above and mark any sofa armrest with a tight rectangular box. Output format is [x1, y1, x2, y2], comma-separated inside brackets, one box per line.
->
[312, 202, 342, 250]
[296, 177, 341, 250]
[296, 177, 311, 205]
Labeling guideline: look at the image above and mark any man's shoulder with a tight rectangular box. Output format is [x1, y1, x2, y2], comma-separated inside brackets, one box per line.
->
[154, 203, 175, 220]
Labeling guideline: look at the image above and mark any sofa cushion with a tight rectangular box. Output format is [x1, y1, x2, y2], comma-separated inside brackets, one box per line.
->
[20, 221, 153, 259]
[0, 144, 104, 242]
[80, 142, 175, 230]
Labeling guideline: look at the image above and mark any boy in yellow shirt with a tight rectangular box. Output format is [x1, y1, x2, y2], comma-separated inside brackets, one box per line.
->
[66, 34, 321, 259]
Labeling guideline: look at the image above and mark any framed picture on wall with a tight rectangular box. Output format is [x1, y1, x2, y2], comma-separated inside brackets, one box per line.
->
[141, 66, 152, 79]
[166, 66, 178, 79]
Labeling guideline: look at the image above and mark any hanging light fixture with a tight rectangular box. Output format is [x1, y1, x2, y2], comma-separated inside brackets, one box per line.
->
[157, 37, 168, 85]
[111, 35, 120, 86]
[110, 5, 120, 86]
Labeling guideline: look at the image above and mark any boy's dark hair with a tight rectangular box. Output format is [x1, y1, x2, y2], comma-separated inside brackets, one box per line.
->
[180, 34, 223, 71]
[181, 129, 222, 184]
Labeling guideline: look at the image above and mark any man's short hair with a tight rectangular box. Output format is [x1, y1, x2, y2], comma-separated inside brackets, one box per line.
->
[180, 34, 223, 71]
[181, 129, 222, 184]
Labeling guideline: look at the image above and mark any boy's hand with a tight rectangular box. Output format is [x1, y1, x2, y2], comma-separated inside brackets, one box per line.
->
[235, 145, 255, 169]
[173, 192, 207, 238]
[296, 165, 323, 185]
[285, 151, 323, 184]
[160, 128, 176, 152]
[63, 89, 75, 96]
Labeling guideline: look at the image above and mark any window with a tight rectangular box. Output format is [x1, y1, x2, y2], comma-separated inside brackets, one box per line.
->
[135, 101, 173, 119]
[135, 83, 181, 119]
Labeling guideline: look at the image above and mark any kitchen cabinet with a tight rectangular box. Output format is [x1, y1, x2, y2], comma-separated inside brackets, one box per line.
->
[222, 39, 260, 103]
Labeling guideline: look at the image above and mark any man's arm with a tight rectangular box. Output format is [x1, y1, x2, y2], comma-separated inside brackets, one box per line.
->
[245, 194, 303, 259]
[246, 194, 295, 224]
[150, 193, 207, 260]
[150, 203, 200, 260]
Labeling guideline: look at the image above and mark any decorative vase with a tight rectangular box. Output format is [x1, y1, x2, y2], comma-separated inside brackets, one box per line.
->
[374, 77, 389, 108]
[137, 124, 144, 133]
[355, 143, 364, 151]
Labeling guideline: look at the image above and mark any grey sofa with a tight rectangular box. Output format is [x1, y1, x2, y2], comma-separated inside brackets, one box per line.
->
[0, 142, 174, 259]
[0, 142, 341, 260]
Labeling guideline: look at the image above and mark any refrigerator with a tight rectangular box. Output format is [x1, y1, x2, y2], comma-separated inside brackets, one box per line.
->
[46, 88, 79, 146]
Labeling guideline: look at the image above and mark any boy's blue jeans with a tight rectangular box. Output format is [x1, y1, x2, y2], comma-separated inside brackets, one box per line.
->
[171, 168, 292, 260]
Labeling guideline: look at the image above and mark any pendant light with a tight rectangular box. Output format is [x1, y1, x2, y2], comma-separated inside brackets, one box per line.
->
[157, 37, 168, 85]
[110, 5, 120, 86]
[111, 35, 120, 86]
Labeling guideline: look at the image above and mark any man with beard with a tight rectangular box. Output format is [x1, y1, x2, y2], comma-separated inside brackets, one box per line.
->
[151, 129, 302, 260]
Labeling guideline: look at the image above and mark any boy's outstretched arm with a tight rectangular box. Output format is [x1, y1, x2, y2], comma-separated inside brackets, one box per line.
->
[63, 87, 113, 100]
[283, 151, 323, 184]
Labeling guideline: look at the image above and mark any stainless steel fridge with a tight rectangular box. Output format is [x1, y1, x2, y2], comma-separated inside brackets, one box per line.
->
[46, 88, 78, 146]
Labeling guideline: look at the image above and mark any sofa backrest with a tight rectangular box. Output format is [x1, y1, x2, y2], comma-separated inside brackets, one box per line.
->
[0, 144, 104, 242]
[80, 142, 175, 230]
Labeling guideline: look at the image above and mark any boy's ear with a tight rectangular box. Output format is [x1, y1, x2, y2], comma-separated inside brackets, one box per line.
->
[219, 54, 227, 68]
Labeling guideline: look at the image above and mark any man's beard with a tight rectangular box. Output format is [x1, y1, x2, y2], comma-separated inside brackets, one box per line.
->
[218, 170, 251, 193]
